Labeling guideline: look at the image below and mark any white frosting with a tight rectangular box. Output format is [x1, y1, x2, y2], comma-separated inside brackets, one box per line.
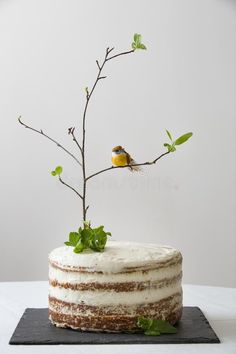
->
[49, 241, 181, 273]
[49, 280, 181, 306]
[49, 263, 182, 284]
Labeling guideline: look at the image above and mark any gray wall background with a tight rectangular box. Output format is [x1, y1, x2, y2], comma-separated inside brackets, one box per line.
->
[0, 0, 235, 287]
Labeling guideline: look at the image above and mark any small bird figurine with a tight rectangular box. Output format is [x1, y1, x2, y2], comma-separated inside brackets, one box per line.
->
[111, 146, 141, 172]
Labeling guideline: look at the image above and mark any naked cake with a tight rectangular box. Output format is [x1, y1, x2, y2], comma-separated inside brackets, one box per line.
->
[48, 241, 182, 332]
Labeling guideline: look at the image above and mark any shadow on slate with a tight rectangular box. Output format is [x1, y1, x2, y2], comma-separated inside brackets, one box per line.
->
[9, 307, 220, 345]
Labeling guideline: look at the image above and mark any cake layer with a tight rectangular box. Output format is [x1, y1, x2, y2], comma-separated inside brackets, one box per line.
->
[49, 292, 182, 332]
[49, 241, 182, 273]
[49, 272, 182, 292]
[48, 241, 183, 332]
[49, 278, 181, 306]
[49, 260, 182, 283]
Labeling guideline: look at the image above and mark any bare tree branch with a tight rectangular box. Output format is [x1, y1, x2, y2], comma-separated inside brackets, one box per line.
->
[58, 176, 83, 199]
[80, 46, 144, 220]
[80, 47, 115, 220]
[18, 117, 82, 167]
[86, 151, 170, 182]
[19, 44, 142, 223]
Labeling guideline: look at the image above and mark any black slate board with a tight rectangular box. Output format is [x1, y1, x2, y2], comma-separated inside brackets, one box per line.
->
[9, 307, 220, 345]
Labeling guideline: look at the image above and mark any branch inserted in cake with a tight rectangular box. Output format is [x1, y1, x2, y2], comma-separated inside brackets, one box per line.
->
[18, 33, 192, 236]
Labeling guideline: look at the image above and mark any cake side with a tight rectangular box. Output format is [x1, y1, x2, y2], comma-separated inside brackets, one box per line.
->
[48, 241, 183, 332]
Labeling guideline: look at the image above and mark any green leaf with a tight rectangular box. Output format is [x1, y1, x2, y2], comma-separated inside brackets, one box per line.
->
[134, 33, 141, 45]
[137, 316, 177, 336]
[90, 226, 111, 252]
[145, 329, 161, 336]
[152, 319, 177, 334]
[137, 43, 147, 50]
[137, 316, 152, 330]
[163, 143, 172, 152]
[69, 232, 80, 246]
[164, 143, 176, 153]
[90, 233, 107, 252]
[175, 132, 193, 145]
[81, 228, 93, 248]
[93, 225, 104, 233]
[51, 165, 63, 176]
[55, 166, 63, 175]
[65, 223, 111, 254]
[132, 33, 146, 50]
[166, 129, 173, 141]
[74, 240, 85, 253]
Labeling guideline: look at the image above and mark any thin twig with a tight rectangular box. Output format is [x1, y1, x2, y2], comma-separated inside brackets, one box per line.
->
[107, 47, 115, 54]
[106, 49, 135, 61]
[96, 60, 101, 70]
[58, 176, 83, 199]
[72, 133, 83, 155]
[86, 151, 170, 181]
[98, 76, 107, 80]
[68, 127, 83, 156]
[18, 117, 82, 167]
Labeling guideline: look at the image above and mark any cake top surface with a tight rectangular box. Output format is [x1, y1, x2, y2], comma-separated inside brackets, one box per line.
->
[49, 241, 181, 273]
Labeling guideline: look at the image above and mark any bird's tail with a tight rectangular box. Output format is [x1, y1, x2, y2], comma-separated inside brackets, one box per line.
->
[129, 161, 142, 172]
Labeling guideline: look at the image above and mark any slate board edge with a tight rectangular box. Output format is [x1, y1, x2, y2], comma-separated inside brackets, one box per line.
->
[9, 306, 221, 345]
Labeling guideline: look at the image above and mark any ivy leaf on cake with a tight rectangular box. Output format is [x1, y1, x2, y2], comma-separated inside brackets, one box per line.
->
[137, 316, 177, 336]
[64, 222, 111, 253]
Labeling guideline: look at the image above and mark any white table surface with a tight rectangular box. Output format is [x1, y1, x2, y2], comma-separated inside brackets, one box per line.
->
[0, 282, 235, 354]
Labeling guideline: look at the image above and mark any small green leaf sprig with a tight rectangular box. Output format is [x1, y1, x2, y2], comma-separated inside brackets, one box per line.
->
[164, 130, 193, 153]
[137, 316, 177, 336]
[51, 166, 63, 176]
[132, 33, 147, 50]
[64, 221, 111, 253]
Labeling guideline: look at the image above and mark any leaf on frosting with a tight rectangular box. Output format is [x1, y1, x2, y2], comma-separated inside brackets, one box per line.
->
[69, 232, 80, 246]
[64, 223, 111, 253]
[137, 316, 177, 336]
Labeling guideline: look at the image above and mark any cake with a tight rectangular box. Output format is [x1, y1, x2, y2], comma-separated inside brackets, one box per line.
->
[48, 241, 182, 332]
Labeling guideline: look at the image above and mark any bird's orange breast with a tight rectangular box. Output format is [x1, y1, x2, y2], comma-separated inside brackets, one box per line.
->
[112, 153, 128, 166]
